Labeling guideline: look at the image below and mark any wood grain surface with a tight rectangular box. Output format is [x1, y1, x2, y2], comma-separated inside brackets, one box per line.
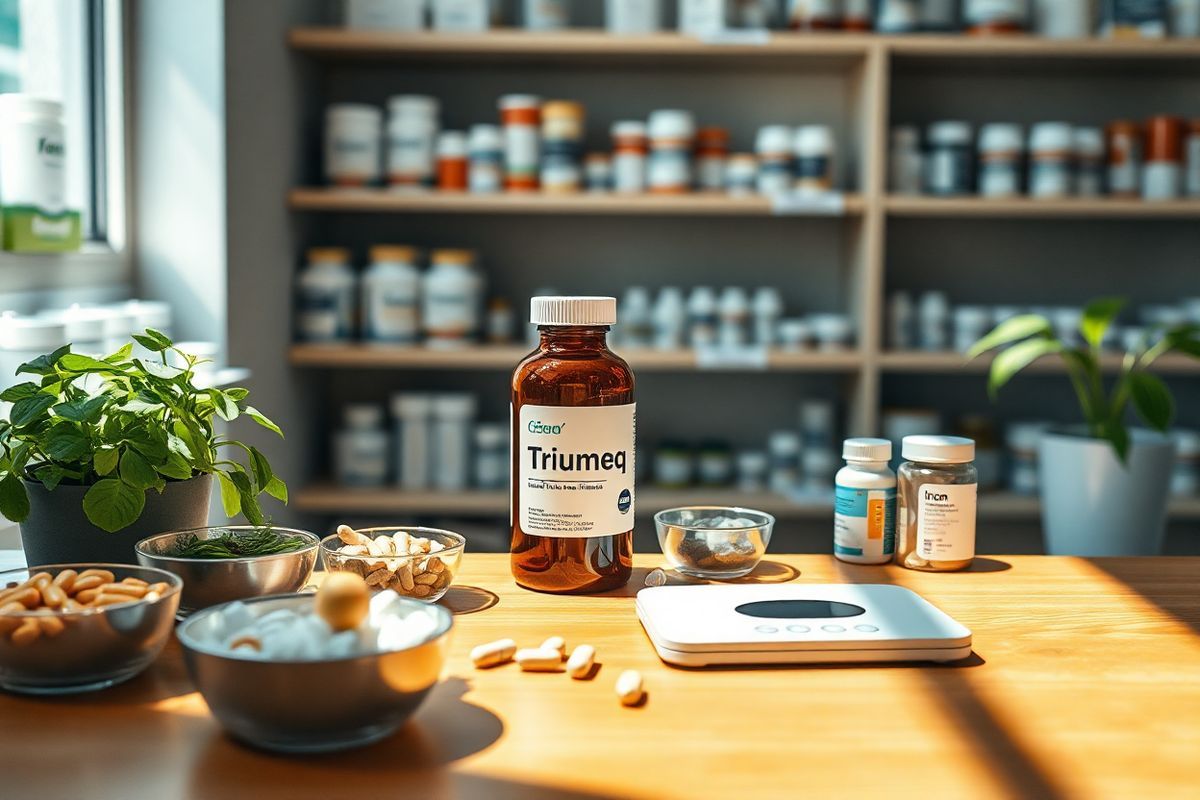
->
[2, 554, 1199, 800]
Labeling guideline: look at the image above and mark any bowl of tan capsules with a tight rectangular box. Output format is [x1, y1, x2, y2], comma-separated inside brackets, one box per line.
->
[320, 525, 465, 603]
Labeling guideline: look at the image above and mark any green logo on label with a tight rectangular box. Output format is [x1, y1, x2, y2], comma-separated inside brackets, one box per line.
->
[38, 137, 64, 157]
[527, 420, 566, 434]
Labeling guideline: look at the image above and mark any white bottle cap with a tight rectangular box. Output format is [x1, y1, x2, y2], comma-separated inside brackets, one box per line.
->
[499, 94, 542, 111]
[928, 121, 972, 146]
[530, 296, 617, 326]
[1029, 122, 1074, 154]
[793, 124, 835, 156]
[843, 437, 892, 462]
[468, 124, 503, 151]
[436, 130, 468, 157]
[390, 392, 433, 419]
[902, 435, 975, 464]
[978, 123, 1024, 154]
[755, 125, 793, 155]
[388, 94, 439, 118]
[344, 404, 384, 429]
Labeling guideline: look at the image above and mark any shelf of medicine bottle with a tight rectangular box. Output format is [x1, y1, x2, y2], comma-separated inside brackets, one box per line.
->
[293, 482, 835, 519]
[289, 344, 865, 372]
[289, 188, 866, 217]
[880, 352, 1200, 375]
[885, 196, 1200, 220]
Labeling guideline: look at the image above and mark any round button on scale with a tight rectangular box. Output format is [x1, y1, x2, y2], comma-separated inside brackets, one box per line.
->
[855, 624, 880, 633]
[786, 624, 810, 634]
[754, 625, 779, 634]
[821, 624, 846, 633]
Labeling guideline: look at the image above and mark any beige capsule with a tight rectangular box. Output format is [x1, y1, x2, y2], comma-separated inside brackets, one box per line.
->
[615, 670, 644, 706]
[541, 635, 567, 660]
[567, 645, 596, 679]
[470, 638, 517, 668]
[515, 647, 564, 672]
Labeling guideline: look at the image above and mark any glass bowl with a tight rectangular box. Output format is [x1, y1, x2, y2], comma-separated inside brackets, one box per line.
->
[653, 506, 775, 579]
[0, 563, 182, 694]
[320, 527, 465, 603]
[135, 526, 320, 617]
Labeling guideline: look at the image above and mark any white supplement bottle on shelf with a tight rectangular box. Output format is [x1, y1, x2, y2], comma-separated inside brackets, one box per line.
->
[679, 0, 729, 34]
[524, 0, 568, 28]
[647, 110, 695, 193]
[793, 125, 836, 193]
[752, 287, 783, 347]
[388, 95, 440, 188]
[618, 287, 653, 348]
[325, 103, 382, 187]
[1173, 0, 1200, 35]
[1074, 127, 1105, 197]
[925, 121, 974, 196]
[889, 126, 923, 195]
[834, 438, 897, 565]
[717, 287, 750, 348]
[918, 291, 949, 351]
[474, 423, 508, 490]
[361, 245, 421, 344]
[422, 249, 482, 347]
[0, 95, 81, 252]
[433, 0, 491, 31]
[977, 123, 1023, 198]
[344, 0, 425, 29]
[335, 404, 390, 487]
[755, 125, 794, 196]
[612, 120, 649, 194]
[468, 124, 504, 193]
[296, 247, 356, 343]
[391, 393, 433, 490]
[1028, 122, 1075, 199]
[768, 431, 802, 494]
[1033, 0, 1091, 37]
[432, 393, 478, 492]
[687, 286, 719, 347]
[608, 0, 663, 32]
[652, 287, 687, 349]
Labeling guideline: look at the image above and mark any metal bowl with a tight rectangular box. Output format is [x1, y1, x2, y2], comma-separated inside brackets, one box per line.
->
[177, 593, 453, 753]
[320, 527, 465, 603]
[654, 506, 775, 579]
[0, 563, 182, 694]
[135, 527, 320, 616]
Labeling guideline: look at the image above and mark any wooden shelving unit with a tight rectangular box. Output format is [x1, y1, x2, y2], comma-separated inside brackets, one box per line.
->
[879, 351, 1200, 375]
[886, 196, 1200, 219]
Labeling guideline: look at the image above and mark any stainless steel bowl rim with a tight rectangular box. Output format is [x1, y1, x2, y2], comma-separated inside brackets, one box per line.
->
[0, 562, 183, 618]
[653, 506, 777, 532]
[135, 526, 321, 564]
[319, 527, 467, 562]
[176, 591, 454, 664]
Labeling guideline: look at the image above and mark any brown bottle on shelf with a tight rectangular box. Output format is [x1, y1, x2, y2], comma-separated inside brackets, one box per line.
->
[510, 296, 635, 593]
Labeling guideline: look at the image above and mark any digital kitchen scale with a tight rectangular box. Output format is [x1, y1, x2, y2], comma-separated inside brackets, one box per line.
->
[636, 584, 972, 667]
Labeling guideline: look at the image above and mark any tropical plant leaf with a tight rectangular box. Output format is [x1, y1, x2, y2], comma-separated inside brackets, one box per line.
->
[132, 330, 172, 352]
[1080, 297, 1125, 350]
[43, 426, 90, 462]
[0, 473, 30, 522]
[967, 315, 1053, 359]
[52, 394, 108, 423]
[82, 478, 146, 533]
[217, 471, 241, 517]
[33, 464, 66, 491]
[17, 345, 71, 376]
[94, 447, 120, 476]
[156, 450, 194, 480]
[58, 353, 119, 373]
[9, 394, 56, 427]
[120, 449, 161, 491]
[245, 407, 283, 437]
[1128, 372, 1174, 432]
[0, 382, 41, 402]
[264, 475, 288, 503]
[988, 338, 1062, 397]
[207, 388, 239, 421]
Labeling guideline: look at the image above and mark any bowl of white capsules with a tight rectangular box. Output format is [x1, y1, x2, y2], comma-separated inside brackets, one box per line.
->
[653, 506, 775, 579]
[176, 573, 451, 753]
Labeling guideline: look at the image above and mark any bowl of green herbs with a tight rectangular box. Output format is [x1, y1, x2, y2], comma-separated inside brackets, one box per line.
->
[135, 526, 320, 617]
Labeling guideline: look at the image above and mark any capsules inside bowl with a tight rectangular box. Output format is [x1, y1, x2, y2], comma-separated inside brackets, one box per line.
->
[321, 526, 465, 603]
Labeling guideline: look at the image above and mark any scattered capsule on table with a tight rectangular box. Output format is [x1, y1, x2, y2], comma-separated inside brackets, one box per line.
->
[471, 638, 517, 668]
[541, 635, 566, 660]
[566, 644, 596, 679]
[644, 568, 668, 587]
[615, 669, 645, 706]
[515, 647, 564, 672]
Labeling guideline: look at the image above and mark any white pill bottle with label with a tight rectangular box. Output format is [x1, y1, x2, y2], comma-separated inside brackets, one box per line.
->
[834, 438, 897, 565]
[896, 436, 978, 572]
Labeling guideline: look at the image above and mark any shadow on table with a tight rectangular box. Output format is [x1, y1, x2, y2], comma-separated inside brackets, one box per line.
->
[600, 561, 802, 598]
[439, 585, 500, 615]
[1086, 557, 1200, 637]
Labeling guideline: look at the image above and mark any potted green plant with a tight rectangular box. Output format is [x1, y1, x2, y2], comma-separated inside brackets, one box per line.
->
[0, 329, 286, 566]
[969, 298, 1199, 556]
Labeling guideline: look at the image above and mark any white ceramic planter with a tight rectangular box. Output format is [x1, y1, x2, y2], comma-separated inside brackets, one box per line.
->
[1038, 430, 1176, 556]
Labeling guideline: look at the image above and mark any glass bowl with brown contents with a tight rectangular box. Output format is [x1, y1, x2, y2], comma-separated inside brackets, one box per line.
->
[321, 526, 465, 602]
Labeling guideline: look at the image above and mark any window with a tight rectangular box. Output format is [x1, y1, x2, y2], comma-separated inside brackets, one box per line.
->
[0, 0, 125, 253]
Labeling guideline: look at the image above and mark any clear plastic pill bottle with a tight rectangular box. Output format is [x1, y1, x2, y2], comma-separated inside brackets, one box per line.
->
[834, 438, 896, 565]
[896, 435, 978, 572]
[977, 123, 1023, 198]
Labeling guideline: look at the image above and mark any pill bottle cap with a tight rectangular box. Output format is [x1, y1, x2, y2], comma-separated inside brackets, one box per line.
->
[793, 124, 835, 155]
[1073, 127, 1104, 156]
[436, 130, 468, 157]
[391, 392, 433, 418]
[1029, 122, 1074, 153]
[902, 435, 975, 464]
[530, 296, 617, 326]
[307, 247, 351, 265]
[431, 248, 476, 266]
[755, 124, 793, 155]
[927, 121, 972, 145]
[647, 110, 696, 140]
[468, 124, 503, 150]
[843, 438, 892, 462]
[768, 430, 801, 455]
[1145, 115, 1185, 162]
[978, 123, 1023, 153]
[498, 94, 541, 111]
[326, 103, 381, 126]
[388, 94, 439, 117]
[542, 100, 584, 122]
[611, 120, 648, 139]
[344, 404, 384, 429]
[696, 126, 731, 148]
[369, 244, 418, 263]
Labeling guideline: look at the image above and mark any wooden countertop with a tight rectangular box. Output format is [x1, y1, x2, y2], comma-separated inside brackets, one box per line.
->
[4, 554, 1200, 799]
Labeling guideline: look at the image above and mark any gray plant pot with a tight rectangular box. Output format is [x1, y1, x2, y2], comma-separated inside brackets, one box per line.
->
[1038, 430, 1176, 556]
[18, 474, 214, 567]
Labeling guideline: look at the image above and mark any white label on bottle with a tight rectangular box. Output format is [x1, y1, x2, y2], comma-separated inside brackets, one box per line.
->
[916, 482, 977, 561]
[368, 290, 418, 341]
[504, 125, 540, 178]
[516, 403, 636, 538]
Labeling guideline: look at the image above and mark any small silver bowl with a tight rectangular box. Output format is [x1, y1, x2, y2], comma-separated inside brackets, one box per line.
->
[135, 527, 320, 617]
[0, 563, 182, 694]
[177, 593, 453, 753]
[654, 506, 775, 579]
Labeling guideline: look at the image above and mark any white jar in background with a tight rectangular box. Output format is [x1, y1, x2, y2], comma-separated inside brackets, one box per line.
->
[737, 450, 768, 492]
[422, 249, 481, 346]
[717, 287, 750, 348]
[392, 393, 433, 490]
[296, 247, 356, 343]
[687, 286, 719, 347]
[652, 286, 687, 349]
[809, 313, 853, 351]
[725, 153, 758, 196]
[36, 306, 108, 357]
[467, 123, 504, 194]
[647, 110, 696, 193]
[1033, 0, 1091, 38]
[1074, 127, 1105, 197]
[952, 306, 991, 353]
[524, 0, 568, 28]
[977, 123, 1023, 198]
[432, 393, 478, 491]
[608, 0, 663, 32]
[345, 0, 425, 29]
[695, 127, 730, 191]
[335, 404, 390, 487]
[768, 430, 802, 494]
[388, 95, 439, 188]
[925, 121, 974, 196]
[325, 103, 382, 187]
[0, 316, 67, 392]
[877, 0, 920, 32]
[1028, 122, 1075, 199]
[752, 287, 783, 347]
[585, 153, 612, 191]
[919, 0, 958, 30]
[756, 125, 793, 196]
[888, 291, 915, 350]
[474, 423, 508, 489]
[619, 286, 654, 347]
[1171, 0, 1200, 35]
[918, 291, 949, 351]
[889, 126, 923, 195]
[612, 120, 649, 194]
[362, 244, 421, 343]
[793, 125, 835, 193]
[0, 95, 80, 252]
[98, 307, 137, 354]
[432, 0, 490, 31]
[777, 318, 813, 350]
[1170, 429, 1200, 496]
[1186, 121, 1200, 196]
[679, 0, 729, 34]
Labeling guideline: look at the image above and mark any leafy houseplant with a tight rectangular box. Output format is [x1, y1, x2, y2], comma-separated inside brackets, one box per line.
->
[968, 297, 1199, 556]
[0, 329, 286, 534]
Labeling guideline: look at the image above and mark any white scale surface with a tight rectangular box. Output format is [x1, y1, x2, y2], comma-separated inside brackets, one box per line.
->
[636, 584, 972, 667]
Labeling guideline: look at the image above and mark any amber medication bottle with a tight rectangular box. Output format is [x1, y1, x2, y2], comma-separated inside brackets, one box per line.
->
[511, 297, 636, 593]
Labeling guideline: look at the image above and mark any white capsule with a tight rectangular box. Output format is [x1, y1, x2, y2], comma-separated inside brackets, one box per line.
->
[615, 669, 644, 706]
[541, 635, 567, 660]
[470, 638, 517, 669]
[566, 644, 596, 679]
[515, 647, 564, 672]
